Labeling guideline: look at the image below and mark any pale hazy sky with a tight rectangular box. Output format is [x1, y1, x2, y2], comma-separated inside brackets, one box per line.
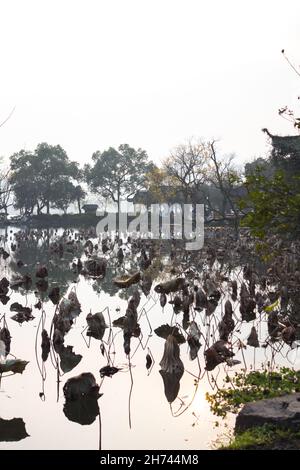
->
[0, 0, 299, 168]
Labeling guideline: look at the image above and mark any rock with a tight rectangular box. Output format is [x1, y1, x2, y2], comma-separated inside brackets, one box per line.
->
[236, 393, 300, 432]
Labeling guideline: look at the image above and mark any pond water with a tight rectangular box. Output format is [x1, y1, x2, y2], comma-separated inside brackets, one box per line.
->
[0, 226, 299, 450]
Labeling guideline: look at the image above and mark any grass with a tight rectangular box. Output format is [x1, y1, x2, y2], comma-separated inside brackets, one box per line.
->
[219, 424, 300, 450]
[206, 367, 300, 417]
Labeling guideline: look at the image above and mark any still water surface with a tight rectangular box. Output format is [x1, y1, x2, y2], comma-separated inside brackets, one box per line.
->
[0, 226, 297, 449]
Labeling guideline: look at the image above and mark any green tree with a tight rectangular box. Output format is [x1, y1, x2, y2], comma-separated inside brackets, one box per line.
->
[9, 143, 80, 215]
[241, 52, 300, 240]
[241, 132, 300, 239]
[73, 185, 86, 214]
[244, 157, 274, 178]
[51, 181, 86, 214]
[241, 168, 300, 239]
[262, 129, 300, 176]
[85, 144, 152, 213]
[9, 150, 40, 214]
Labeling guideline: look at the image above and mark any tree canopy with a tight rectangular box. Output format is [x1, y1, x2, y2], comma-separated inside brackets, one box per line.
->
[85, 144, 152, 212]
[9, 143, 82, 214]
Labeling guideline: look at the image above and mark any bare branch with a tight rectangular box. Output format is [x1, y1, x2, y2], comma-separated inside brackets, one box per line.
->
[0, 106, 16, 129]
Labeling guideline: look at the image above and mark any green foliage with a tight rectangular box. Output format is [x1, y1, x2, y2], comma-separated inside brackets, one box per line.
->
[220, 424, 300, 450]
[51, 182, 86, 214]
[268, 133, 300, 175]
[206, 367, 300, 418]
[240, 168, 300, 239]
[85, 144, 152, 210]
[244, 157, 274, 178]
[9, 143, 81, 214]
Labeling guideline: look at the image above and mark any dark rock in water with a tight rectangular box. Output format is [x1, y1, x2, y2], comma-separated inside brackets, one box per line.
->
[236, 393, 300, 432]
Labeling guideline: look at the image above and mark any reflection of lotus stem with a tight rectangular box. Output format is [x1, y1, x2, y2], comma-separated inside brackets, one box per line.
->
[159, 335, 184, 374]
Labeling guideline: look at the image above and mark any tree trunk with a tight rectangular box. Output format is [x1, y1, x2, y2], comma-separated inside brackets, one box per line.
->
[46, 200, 50, 215]
[77, 197, 81, 214]
[117, 189, 121, 234]
[233, 215, 240, 241]
[117, 191, 121, 214]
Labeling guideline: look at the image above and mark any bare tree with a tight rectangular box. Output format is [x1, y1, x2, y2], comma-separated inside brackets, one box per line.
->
[207, 141, 242, 238]
[0, 166, 12, 216]
[0, 107, 15, 129]
[163, 139, 210, 203]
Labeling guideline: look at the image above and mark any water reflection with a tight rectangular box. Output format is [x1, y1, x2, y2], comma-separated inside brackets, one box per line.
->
[0, 417, 29, 442]
[0, 226, 299, 449]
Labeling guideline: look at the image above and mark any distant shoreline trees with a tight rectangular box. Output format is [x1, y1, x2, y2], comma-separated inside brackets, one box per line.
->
[0, 140, 244, 220]
[8, 143, 85, 215]
[0, 127, 298, 244]
[85, 144, 153, 214]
